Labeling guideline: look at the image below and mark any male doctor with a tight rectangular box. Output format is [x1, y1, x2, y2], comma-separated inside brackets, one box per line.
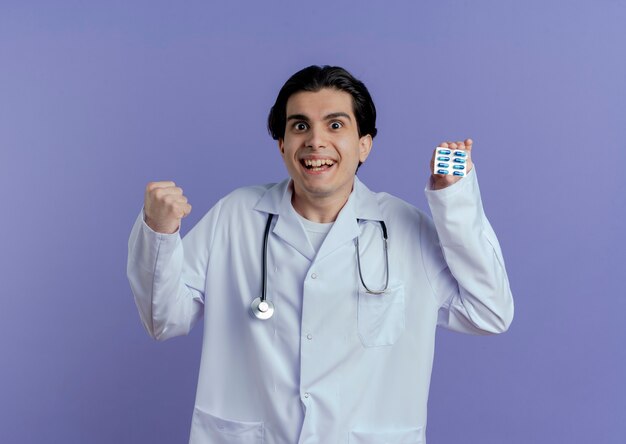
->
[127, 65, 514, 443]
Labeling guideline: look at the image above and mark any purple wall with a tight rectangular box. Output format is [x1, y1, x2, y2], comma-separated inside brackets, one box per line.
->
[2, 1, 624, 442]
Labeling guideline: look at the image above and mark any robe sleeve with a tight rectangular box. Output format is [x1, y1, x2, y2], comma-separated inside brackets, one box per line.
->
[126, 200, 222, 340]
[421, 167, 514, 334]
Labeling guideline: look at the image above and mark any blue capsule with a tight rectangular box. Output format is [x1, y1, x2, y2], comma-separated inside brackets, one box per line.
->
[437, 162, 449, 168]
[453, 165, 465, 170]
[453, 158, 466, 163]
[437, 156, 450, 161]
[453, 171, 464, 176]
[438, 149, 451, 155]
[454, 151, 467, 157]
[437, 169, 449, 175]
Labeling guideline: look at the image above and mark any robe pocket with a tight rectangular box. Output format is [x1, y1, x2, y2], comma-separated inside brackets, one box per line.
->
[189, 406, 264, 444]
[357, 284, 405, 347]
[349, 426, 424, 443]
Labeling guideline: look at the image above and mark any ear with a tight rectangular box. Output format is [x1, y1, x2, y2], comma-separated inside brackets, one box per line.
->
[278, 139, 285, 157]
[358, 134, 373, 163]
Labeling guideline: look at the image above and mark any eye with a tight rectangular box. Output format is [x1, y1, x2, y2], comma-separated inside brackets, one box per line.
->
[330, 121, 343, 130]
[293, 122, 308, 131]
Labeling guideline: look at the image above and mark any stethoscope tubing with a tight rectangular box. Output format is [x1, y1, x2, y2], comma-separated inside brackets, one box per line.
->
[260, 213, 274, 304]
[355, 219, 389, 295]
[251, 213, 389, 320]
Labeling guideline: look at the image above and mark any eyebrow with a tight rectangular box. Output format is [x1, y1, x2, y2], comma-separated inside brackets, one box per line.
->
[286, 112, 353, 122]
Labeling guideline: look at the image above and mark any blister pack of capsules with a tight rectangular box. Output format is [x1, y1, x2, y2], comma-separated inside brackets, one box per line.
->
[433, 147, 468, 177]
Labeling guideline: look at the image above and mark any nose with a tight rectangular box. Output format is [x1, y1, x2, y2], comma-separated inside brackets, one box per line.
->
[305, 124, 326, 149]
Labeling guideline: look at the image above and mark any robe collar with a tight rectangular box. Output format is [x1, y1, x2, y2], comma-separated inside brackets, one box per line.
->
[253, 176, 384, 261]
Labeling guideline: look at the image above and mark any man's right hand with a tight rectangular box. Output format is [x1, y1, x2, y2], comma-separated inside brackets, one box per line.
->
[143, 181, 192, 234]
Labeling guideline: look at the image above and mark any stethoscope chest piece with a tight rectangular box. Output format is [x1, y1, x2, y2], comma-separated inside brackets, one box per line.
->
[250, 297, 275, 320]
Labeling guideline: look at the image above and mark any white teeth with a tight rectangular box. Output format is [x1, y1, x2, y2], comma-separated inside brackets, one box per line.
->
[303, 159, 335, 167]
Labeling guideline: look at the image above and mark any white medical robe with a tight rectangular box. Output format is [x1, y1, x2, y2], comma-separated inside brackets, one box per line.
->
[126, 169, 514, 443]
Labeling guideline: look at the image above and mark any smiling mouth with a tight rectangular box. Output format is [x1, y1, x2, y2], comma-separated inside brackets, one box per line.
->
[301, 159, 335, 172]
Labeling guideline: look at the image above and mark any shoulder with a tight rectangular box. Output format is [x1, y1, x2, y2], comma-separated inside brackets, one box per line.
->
[360, 182, 430, 225]
[212, 180, 289, 222]
[382, 192, 433, 239]
[222, 183, 274, 203]
[355, 179, 434, 243]
[215, 182, 275, 211]
[379, 192, 425, 217]
[360, 187, 442, 260]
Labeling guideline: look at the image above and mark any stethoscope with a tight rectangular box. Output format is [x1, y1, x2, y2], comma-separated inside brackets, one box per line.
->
[250, 213, 390, 320]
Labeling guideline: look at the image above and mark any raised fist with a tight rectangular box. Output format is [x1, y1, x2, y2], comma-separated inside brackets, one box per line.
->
[143, 181, 192, 234]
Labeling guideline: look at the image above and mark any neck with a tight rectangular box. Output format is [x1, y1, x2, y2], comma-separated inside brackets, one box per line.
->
[291, 183, 353, 224]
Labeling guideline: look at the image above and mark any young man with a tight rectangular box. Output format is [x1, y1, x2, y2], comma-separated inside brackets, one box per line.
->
[127, 65, 514, 444]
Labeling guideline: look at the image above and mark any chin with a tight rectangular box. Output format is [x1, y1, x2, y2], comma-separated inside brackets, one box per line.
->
[301, 183, 334, 197]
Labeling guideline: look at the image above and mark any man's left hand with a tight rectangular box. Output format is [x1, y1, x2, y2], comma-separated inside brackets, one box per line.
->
[430, 138, 474, 190]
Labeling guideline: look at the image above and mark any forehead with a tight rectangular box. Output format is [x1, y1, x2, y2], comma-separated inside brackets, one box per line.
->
[286, 88, 355, 117]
